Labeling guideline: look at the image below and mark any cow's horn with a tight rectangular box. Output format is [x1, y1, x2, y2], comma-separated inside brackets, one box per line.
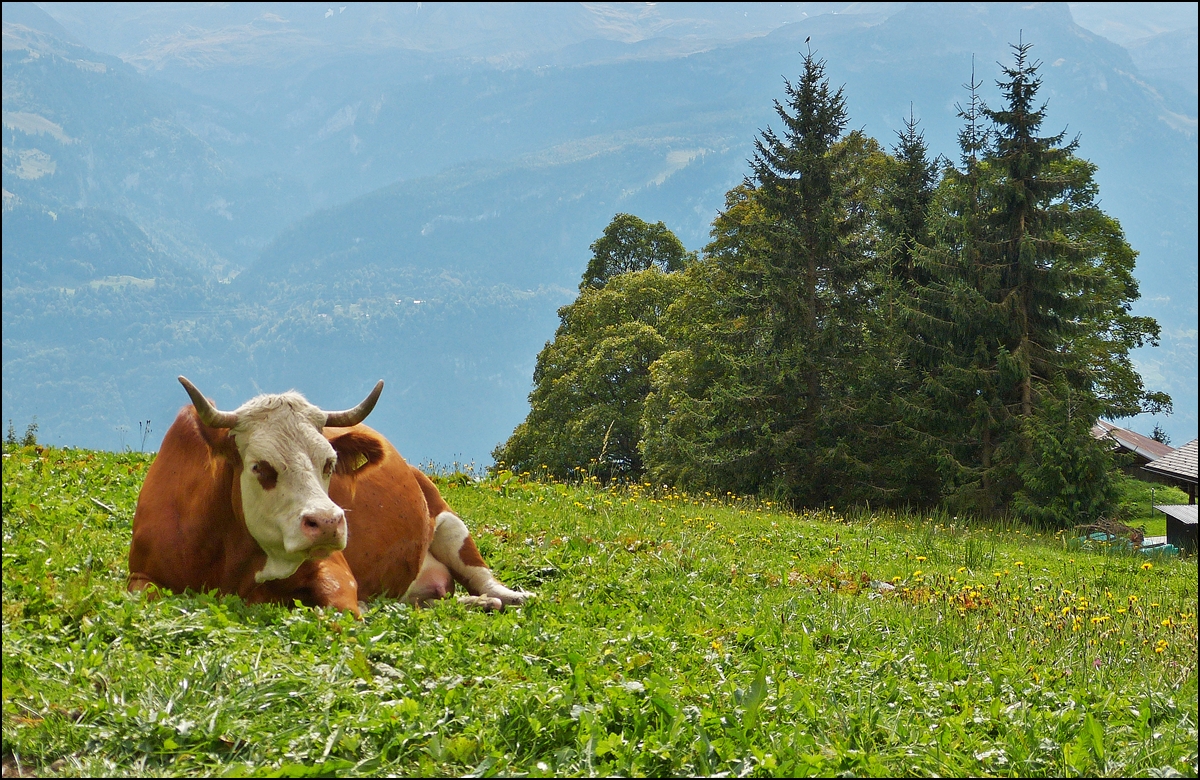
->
[324, 380, 384, 428]
[178, 376, 238, 429]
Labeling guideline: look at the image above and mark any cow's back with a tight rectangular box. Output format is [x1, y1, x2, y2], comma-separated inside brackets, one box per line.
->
[327, 425, 436, 599]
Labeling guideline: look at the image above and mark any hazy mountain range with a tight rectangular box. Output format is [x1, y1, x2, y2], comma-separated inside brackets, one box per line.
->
[3, 1, 1196, 464]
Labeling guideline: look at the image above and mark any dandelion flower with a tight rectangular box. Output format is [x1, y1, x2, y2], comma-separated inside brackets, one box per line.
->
[1141, 562, 1153, 571]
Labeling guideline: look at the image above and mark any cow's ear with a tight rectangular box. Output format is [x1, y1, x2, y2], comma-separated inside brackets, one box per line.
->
[188, 405, 240, 464]
[329, 430, 386, 476]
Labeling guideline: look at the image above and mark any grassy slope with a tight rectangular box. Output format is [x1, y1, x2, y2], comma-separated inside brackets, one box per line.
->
[1115, 474, 1192, 538]
[2, 447, 1197, 777]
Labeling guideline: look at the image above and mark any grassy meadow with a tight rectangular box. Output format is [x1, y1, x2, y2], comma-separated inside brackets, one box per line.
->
[1114, 475, 1192, 540]
[2, 445, 1197, 777]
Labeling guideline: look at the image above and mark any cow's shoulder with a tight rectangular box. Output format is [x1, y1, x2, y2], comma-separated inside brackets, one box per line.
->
[131, 406, 246, 594]
[324, 425, 434, 600]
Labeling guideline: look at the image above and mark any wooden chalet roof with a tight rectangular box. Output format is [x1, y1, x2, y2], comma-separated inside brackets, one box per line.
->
[1154, 504, 1198, 526]
[1143, 439, 1199, 485]
[1091, 420, 1175, 462]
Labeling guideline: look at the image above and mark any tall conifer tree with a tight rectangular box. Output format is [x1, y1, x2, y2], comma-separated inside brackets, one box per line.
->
[868, 109, 942, 505]
[906, 44, 1168, 518]
[642, 51, 882, 505]
[880, 108, 937, 289]
[903, 59, 1018, 511]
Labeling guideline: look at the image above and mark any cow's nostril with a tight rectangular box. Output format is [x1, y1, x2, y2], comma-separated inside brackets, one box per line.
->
[303, 517, 321, 531]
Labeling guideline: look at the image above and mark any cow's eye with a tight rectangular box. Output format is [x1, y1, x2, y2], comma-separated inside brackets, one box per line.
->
[324, 458, 336, 477]
[251, 461, 278, 490]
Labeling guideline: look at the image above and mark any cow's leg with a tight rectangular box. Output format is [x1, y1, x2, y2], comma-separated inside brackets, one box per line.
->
[401, 552, 455, 606]
[308, 556, 362, 617]
[401, 554, 506, 610]
[128, 572, 162, 597]
[428, 511, 532, 608]
[248, 555, 362, 617]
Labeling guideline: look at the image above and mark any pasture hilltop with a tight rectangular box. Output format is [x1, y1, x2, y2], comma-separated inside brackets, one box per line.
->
[3, 444, 1196, 776]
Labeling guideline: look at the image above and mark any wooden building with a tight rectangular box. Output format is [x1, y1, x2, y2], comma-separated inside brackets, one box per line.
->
[1142, 438, 1198, 505]
[1091, 421, 1174, 480]
[1154, 504, 1197, 556]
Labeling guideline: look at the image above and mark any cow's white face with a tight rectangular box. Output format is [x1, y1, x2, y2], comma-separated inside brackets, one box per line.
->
[229, 392, 347, 583]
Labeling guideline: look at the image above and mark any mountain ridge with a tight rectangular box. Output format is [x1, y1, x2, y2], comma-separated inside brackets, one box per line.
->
[3, 1, 1195, 461]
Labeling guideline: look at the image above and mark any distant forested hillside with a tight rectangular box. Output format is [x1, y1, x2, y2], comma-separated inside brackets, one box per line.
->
[3, 2, 1195, 464]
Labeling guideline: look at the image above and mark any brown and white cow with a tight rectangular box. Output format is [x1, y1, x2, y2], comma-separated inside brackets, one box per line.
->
[127, 377, 530, 616]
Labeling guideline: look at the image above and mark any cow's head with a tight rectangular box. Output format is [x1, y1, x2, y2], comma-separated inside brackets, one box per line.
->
[178, 376, 385, 583]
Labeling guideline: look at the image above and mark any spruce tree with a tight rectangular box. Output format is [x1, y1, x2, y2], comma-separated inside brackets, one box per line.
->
[982, 40, 1085, 422]
[903, 60, 1018, 512]
[985, 41, 1167, 522]
[642, 53, 883, 505]
[906, 44, 1168, 518]
[865, 109, 943, 506]
[880, 107, 937, 288]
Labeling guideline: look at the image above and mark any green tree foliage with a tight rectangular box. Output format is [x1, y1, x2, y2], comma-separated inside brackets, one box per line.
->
[500, 42, 1169, 526]
[879, 108, 938, 289]
[494, 264, 687, 482]
[642, 54, 890, 506]
[903, 65, 1020, 513]
[867, 111, 944, 506]
[579, 213, 693, 290]
[1012, 379, 1118, 527]
[6, 417, 40, 449]
[907, 43, 1168, 519]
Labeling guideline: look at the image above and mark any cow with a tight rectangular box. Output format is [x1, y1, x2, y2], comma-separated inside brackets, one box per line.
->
[127, 377, 531, 616]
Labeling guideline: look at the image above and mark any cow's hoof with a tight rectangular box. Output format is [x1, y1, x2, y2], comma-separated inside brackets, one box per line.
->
[485, 583, 534, 607]
[458, 594, 504, 611]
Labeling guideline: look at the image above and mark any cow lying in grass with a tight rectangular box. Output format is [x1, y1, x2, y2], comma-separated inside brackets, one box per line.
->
[128, 377, 530, 616]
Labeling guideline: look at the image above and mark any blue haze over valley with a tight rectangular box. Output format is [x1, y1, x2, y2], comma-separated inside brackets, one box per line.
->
[2, 2, 1196, 463]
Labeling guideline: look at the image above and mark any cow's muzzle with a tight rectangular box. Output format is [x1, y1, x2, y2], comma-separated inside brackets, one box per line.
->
[300, 509, 347, 556]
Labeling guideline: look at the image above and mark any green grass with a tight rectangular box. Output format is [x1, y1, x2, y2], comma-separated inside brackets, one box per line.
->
[3, 446, 1197, 777]
[1114, 474, 1192, 539]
